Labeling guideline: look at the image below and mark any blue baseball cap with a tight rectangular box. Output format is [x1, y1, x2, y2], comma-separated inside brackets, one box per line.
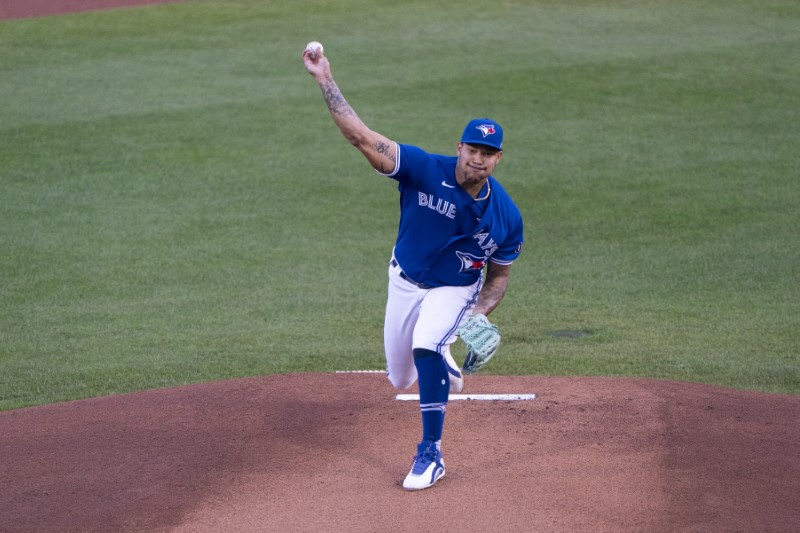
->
[461, 118, 503, 151]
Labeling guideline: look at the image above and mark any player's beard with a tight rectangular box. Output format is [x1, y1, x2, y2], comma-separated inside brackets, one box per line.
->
[456, 162, 489, 192]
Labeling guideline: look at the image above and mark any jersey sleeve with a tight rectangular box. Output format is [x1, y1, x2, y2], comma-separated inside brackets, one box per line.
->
[489, 211, 524, 265]
[376, 144, 432, 189]
[375, 142, 401, 177]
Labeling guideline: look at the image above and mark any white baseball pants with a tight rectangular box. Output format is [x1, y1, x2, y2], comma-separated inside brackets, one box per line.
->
[384, 257, 481, 390]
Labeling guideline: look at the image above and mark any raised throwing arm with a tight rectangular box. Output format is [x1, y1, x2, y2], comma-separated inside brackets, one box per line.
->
[302, 46, 398, 175]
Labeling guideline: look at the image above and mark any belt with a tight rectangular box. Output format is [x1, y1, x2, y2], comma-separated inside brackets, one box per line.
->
[390, 258, 435, 290]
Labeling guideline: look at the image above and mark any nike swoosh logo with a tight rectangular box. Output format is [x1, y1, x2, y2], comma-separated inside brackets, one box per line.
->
[442, 181, 455, 188]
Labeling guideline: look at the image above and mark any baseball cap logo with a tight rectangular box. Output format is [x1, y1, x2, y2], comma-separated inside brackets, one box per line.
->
[476, 124, 496, 137]
[461, 118, 503, 150]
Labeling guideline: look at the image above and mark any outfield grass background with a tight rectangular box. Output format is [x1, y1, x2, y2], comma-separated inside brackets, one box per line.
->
[1, 0, 798, 410]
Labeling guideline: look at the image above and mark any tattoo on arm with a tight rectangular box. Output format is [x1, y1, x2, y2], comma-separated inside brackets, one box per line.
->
[376, 140, 396, 170]
[320, 78, 396, 173]
[478, 283, 505, 313]
[322, 80, 355, 118]
[475, 264, 511, 316]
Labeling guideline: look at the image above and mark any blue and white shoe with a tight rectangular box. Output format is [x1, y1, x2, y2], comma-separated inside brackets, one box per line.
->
[403, 441, 446, 491]
[443, 348, 463, 394]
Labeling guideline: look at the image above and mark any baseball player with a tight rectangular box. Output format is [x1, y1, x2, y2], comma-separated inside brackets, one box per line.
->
[303, 45, 524, 491]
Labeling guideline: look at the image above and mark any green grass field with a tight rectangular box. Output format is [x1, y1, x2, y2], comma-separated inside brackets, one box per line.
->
[2, 0, 798, 410]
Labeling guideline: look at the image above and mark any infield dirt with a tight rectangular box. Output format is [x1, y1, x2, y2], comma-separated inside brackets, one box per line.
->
[1, 373, 799, 532]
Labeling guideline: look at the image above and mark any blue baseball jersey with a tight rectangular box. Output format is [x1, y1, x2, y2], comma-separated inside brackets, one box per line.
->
[380, 143, 524, 287]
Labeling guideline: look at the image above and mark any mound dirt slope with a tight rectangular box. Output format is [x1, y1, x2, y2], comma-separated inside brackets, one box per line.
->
[1, 373, 798, 532]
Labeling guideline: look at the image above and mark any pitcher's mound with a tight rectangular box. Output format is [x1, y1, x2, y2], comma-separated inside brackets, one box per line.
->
[1, 373, 798, 532]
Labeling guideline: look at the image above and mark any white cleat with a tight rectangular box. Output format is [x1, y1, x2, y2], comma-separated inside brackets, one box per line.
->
[403, 441, 445, 491]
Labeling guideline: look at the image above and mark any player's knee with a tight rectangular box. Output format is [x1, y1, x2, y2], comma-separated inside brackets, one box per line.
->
[386, 370, 416, 390]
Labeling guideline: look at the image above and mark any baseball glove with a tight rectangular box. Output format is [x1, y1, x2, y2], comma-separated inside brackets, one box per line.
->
[458, 313, 501, 374]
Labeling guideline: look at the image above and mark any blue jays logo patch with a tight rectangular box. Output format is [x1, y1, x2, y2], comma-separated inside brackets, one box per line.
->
[476, 124, 497, 137]
[456, 251, 487, 272]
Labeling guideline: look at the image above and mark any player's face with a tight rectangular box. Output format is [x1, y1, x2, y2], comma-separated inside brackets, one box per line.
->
[456, 143, 503, 190]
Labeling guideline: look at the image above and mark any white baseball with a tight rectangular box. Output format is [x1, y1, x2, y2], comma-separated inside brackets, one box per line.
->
[305, 41, 324, 58]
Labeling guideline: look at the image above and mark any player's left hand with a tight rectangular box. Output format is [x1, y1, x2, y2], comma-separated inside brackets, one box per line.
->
[458, 313, 501, 373]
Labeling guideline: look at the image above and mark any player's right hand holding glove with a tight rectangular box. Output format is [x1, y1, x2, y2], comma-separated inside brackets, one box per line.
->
[458, 313, 501, 374]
